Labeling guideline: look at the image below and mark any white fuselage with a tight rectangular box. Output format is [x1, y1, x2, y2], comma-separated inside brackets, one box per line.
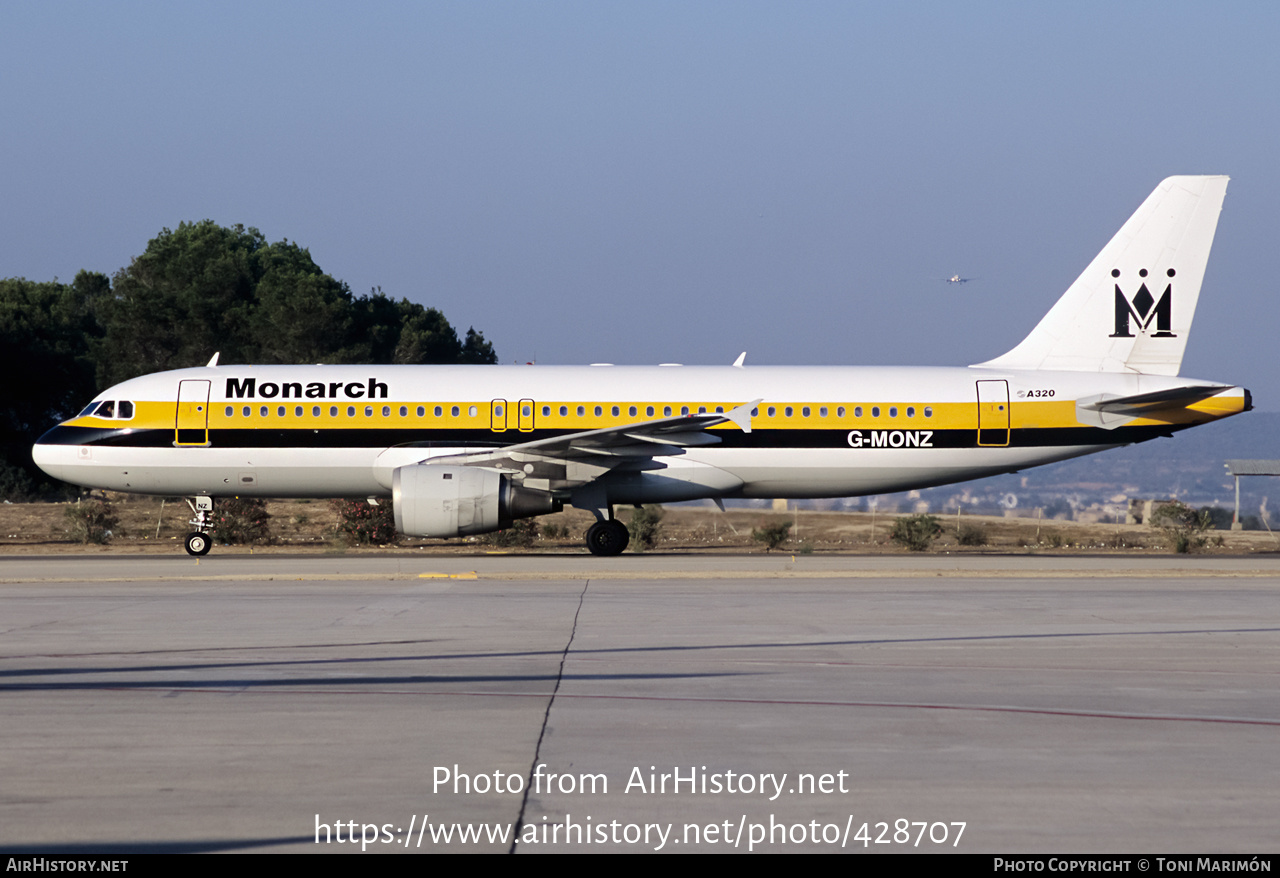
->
[32, 363, 1246, 505]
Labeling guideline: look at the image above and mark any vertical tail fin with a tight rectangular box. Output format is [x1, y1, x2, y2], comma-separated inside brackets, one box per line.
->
[974, 175, 1228, 375]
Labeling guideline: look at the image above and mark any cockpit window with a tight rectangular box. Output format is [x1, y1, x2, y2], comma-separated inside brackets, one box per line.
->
[79, 400, 135, 421]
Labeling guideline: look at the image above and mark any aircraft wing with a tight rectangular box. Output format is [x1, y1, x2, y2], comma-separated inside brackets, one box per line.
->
[418, 399, 760, 490]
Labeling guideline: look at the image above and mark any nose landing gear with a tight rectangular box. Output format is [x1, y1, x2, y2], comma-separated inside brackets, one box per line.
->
[184, 531, 211, 556]
[184, 496, 214, 556]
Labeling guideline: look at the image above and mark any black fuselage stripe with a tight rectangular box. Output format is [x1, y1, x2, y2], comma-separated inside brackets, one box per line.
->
[37, 424, 1184, 450]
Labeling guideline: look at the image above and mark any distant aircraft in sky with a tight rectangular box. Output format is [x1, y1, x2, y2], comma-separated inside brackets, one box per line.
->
[944, 274, 977, 284]
[34, 177, 1246, 556]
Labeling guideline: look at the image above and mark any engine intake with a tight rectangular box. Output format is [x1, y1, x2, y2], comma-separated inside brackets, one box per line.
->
[392, 464, 560, 537]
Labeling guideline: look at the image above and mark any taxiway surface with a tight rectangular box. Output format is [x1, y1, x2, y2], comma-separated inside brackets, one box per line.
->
[2, 553, 1278, 853]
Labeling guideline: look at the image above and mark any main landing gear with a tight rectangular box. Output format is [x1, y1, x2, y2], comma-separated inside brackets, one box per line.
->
[184, 496, 214, 556]
[585, 518, 629, 556]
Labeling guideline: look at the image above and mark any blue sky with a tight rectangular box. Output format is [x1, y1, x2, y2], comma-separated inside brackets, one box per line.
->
[3, 2, 1277, 405]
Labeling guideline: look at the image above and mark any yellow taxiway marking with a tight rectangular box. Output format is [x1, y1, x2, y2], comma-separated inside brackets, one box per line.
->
[418, 571, 479, 580]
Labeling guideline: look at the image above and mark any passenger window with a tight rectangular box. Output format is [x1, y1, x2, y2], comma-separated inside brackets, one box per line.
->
[889, 407, 897, 418]
[802, 406, 810, 417]
[924, 406, 933, 418]
[715, 406, 723, 413]
[451, 406, 460, 417]
[871, 407, 880, 417]
[629, 406, 637, 417]
[577, 405, 585, 417]
[348, 406, 356, 417]
[383, 406, 391, 417]
[681, 406, 689, 415]
[837, 406, 845, 417]
[819, 407, 827, 417]
[664, 406, 672, 416]
[767, 406, 776, 417]
[469, 406, 477, 417]
[495, 405, 504, 417]
[906, 406, 915, 417]
[435, 406, 443, 417]
[611, 405, 619, 416]
[278, 406, 286, 417]
[365, 406, 373, 417]
[314, 406, 322, 417]
[523, 405, 532, 417]
[261, 406, 269, 417]
[417, 406, 425, 417]
[399, 406, 407, 417]
[751, 407, 759, 416]
[225, 406, 233, 417]
[784, 406, 793, 417]
[594, 405, 603, 416]
[646, 406, 655, 416]
[698, 406, 706, 414]
[542, 406, 550, 417]
[329, 406, 338, 417]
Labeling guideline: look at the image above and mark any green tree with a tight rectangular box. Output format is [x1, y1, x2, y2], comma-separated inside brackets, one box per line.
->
[330, 499, 397, 545]
[95, 220, 497, 385]
[0, 274, 106, 496]
[461, 327, 497, 364]
[479, 519, 539, 548]
[1152, 501, 1213, 554]
[752, 519, 792, 551]
[96, 222, 266, 383]
[64, 499, 119, 544]
[890, 514, 942, 551]
[3, 221, 498, 498]
[210, 498, 272, 545]
[627, 505, 665, 552]
[250, 249, 357, 364]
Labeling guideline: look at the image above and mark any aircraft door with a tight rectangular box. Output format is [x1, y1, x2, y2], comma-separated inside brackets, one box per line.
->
[518, 399, 535, 432]
[976, 380, 1010, 447]
[176, 380, 211, 446]
[490, 399, 508, 432]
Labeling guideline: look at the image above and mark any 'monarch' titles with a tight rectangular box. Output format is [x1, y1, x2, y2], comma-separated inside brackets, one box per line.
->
[226, 377, 389, 400]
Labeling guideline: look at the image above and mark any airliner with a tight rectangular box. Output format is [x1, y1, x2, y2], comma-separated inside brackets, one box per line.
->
[33, 176, 1248, 556]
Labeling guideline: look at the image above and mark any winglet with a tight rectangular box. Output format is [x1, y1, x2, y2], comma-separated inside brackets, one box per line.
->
[206, 352, 220, 367]
[733, 352, 746, 368]
[725, 398, 760, 434]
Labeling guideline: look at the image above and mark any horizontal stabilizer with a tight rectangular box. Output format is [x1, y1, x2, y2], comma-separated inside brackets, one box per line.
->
[1076, 384, 1234, 430]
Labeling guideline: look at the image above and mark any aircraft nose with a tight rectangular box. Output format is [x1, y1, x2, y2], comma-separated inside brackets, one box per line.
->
[33, 439, 64, 478]
[31, 424, 86, 483]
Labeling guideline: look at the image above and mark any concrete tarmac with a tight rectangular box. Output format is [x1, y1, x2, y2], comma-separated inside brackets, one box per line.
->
[1, 552, 1278, 853]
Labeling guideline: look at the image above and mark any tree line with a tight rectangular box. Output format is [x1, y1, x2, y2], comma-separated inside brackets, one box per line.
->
[2, 220, 497, 498]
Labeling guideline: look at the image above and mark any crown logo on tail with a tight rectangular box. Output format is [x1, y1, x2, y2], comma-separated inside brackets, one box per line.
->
[1109, 267, 1177, 338]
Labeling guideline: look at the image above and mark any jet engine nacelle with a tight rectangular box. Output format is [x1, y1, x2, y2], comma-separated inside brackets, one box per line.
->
[392, 464, 560, 538]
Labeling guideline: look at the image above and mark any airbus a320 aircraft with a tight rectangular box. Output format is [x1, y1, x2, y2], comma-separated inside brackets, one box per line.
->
[34, 176, 1248, 556]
